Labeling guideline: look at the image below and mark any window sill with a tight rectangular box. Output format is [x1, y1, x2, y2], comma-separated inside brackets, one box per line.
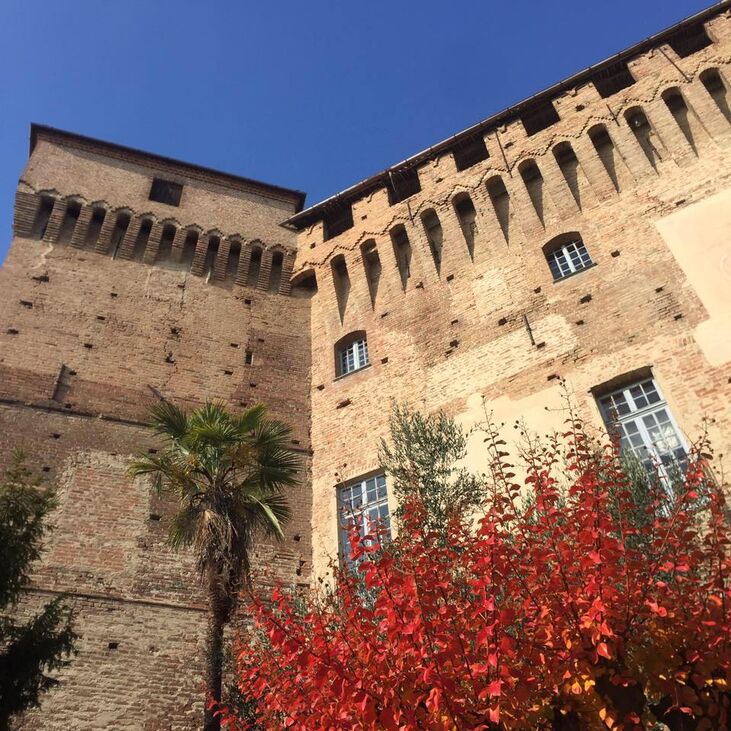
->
[552, 261, 597, 283]
[334, 363, 372, 382]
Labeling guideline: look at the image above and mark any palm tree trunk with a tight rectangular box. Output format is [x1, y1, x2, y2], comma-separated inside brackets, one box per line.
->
[203, 586, 226, 731]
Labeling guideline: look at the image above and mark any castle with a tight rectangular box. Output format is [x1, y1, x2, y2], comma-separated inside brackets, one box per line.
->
[2, 2, 731, 728]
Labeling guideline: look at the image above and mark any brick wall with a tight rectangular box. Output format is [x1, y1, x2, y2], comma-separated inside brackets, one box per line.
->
[0, 140, 311, 728]
[293, 9, 731, 575]
[2, 5, 731, 728]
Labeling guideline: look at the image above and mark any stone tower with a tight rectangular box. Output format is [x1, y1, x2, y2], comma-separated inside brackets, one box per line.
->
[1, 2, 731, 728]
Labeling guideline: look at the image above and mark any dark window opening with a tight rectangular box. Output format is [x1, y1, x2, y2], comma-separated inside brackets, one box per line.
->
[361, 239, 381, 308]
[227, 241, 241, 282]
[452, 136, 489, 171]
[149, 178, 183, 207]
[453, 194, 477, 260]
[387, 167, 421, 205]
[58, 202, 81, 244]
[486, 177, 510, 242]
[588, 125, 620, 191]
[323, 205, 354, 240]
[625, 107, 663, 168]
[33, 196, 55, 239]
[519, 160, 546, 223]
[331, 254, 351, 323]
[182, 230, 199, 267]
[552, 142, 582, 207]
[245, 350, 254, 365]
[662, 88, 698, 154]
[110, 213, 131, 257]
[247, 247, 262, 287]
[390, 225, 412, 291]
[85, 208, 107, 248]
[592, 61, 636, 98]
[421, 209, 443, 275]
[700, 68, 731, 123]
[667, 22, 712, 58]
[156, 224, 177, 263]
[269, 251, 284, 292]
[291, 269, 318, 298]
[132, 219, 153, 261]
[520, 100, 560, 136]
[204, 236, 220, 278]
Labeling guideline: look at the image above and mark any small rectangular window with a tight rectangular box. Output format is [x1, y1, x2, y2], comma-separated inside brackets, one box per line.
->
[338, 474, 391, 566]
[520, 101, 560, 136]
[452, 136, 489, 171]
[547, 239, 593, 280]
[323, 205, 354, 240]
[667, 22, 712, 59]
[596, 377, 687, 479]
[338, 337, 369, 377]
[592, 61, 635, 98]
[387, 168, 421, 205]
[149, 178, 183, 207]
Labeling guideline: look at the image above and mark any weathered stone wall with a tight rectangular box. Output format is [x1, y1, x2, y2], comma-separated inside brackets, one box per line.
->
[0, 135, 311, 728]
[294, 10, 731, 576]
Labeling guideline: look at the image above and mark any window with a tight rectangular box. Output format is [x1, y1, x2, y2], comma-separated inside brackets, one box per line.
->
[700, 69, 731, 123]
[149, 178, 183, 207]
[338, 474, 391, 565]
[625, 107, 663, 168]
[520, 100, 560, 136]
[667, 22, 712, 59]
[592, 60, 635, 98]
[323, 204, 354, 240]
[452, 135, 489, 171]
[336, 335, 369, 377]
[597, 378, 687, 476]
[545, 235, 593, 280]
[421, 209, 443, 274]
[387, 168, 421, 205]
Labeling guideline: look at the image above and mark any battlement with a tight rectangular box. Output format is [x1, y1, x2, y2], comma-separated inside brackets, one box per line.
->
[13, 126, 305, 296]
[286, 4, 731, 325]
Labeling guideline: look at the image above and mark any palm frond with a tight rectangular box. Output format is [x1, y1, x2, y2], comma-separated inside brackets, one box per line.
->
[148, 400, 189, 442]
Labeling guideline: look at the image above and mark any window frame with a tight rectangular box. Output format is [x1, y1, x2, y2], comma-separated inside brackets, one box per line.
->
[335, 335, 370, 378]
[596, 377, 688, 481]
[337, 473, 391, 566]
[545, 237, 594, 281]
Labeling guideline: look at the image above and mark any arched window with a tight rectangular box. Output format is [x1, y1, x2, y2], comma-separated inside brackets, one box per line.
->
[625, 107, 663, 167]
[588, 124, 620, 191]
[335, 331, 369, 377]
[269, 251, 284, 292]
[247, 246, 263, 287]
[518, 159, 545, 223]
[700, 69, 731, 123]
[420, 209, 443, 274]
[156, 223, 177, 263]
[486, 176, 510, 241]
[390, 225, 411, 291]
[544, 233, 593, 281]
[453, 193, 477, 260]
[32, 195, 55, 239]
[291, 268, 318, 298]
[662, 88, 698, 154]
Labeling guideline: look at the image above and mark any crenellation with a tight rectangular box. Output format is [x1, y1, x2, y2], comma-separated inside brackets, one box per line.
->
[3, 5, 731, 728]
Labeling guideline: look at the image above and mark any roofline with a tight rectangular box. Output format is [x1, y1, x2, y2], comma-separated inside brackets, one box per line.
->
[285, 0, 730, 229]
[29, 123, 307, 213]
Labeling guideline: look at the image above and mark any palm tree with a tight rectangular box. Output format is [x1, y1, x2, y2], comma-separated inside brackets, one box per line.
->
[129, 400, 299, 731]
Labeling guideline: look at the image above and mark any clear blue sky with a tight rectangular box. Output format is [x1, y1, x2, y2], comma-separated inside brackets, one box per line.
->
[0, 0, 711, 262]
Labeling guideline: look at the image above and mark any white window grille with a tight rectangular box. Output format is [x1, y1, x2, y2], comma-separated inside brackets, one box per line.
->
[547, 238, 593, 280]
[337, 337, 369, 376]
[338, 474, 391, 565]
[597, 378, 688, 477]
